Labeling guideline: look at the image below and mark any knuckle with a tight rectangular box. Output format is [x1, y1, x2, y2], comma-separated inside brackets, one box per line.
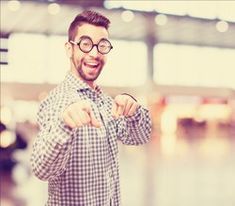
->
[67, 109, 74, 116]
[82, 118, 90, 125]
[115, 95, 122, 102]
[76, 122, 82, 127]
[70, 124, 76, 129]
[133, 102, 138, 107]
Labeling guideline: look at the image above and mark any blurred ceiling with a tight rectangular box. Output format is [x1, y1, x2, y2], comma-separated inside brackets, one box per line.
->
[1, 1, 235, 101]
[1, 1, 235, 49]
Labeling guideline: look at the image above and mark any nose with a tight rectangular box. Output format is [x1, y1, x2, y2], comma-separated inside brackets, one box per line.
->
[88, 45, 99, 57]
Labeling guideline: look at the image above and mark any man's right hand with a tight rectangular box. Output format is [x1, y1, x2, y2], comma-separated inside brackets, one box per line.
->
[62, 100, 101, 129]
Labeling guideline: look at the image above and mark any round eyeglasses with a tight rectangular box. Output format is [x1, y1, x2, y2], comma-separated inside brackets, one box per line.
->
[70, 36, 113, 55]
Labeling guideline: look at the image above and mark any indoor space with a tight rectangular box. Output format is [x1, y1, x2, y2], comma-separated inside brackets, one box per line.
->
[1, 1, 235, 206]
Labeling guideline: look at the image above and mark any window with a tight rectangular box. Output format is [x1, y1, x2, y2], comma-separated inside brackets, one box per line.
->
[154, 43, 235, 89]
[97, 40, 147, 87]
[46, 35, 69, 83]
[2, 33, 46, 83]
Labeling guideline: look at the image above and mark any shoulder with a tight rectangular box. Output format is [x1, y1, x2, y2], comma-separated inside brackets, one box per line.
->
[101, 91, 113, 103]
[39, 82, 68, 109]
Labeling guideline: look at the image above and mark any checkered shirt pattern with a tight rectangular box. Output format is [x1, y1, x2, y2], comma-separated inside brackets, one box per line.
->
[30, 72, 152, 206]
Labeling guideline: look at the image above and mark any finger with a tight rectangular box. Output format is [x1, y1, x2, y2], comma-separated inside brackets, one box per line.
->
[127, 103, 139, 116]
[83, 103, 101, 127]
[116, 105, 124, 117]
[77, 110, 91, 125]
[123, 99, 133, 116]
[68, 110, 83, 127]
[115, 95, 127, 117]
[89, 110, 101, 128]
[114, 95, 125, 105]
[81, 102, 101, 128]
[112, 95, 123, 118]
[63, 116, 77, 129]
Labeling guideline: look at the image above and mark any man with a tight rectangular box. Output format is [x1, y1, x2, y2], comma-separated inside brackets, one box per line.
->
[31, 10, 151, 206]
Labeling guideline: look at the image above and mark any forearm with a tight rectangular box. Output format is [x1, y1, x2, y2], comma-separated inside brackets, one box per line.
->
[117, 107, 152, 145]
[30, 120, 74, 181]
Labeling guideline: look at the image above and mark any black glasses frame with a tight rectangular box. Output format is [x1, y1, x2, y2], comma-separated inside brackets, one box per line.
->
[69, 37, 113, 55]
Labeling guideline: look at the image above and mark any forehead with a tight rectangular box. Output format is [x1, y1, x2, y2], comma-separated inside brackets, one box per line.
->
[74, 23, 109, 42]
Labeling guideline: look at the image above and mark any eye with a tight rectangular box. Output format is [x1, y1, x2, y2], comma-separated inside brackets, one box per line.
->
[99, 40, 110, 48]
[81, 41, 91, 47]
[99, 44, 106, 48]
[80, 38, 92, 48]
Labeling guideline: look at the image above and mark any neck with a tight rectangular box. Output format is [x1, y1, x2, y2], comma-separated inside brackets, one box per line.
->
[70, 67, 96, 89]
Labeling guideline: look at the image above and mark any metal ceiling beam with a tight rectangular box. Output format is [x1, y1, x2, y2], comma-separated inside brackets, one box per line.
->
[1, 1, 235, 49]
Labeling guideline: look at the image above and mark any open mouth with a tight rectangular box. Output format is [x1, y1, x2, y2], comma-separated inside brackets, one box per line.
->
[84, 62, 100, 69]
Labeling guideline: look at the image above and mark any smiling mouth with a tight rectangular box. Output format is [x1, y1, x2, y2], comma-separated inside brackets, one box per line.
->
[84, 62, 99, 69]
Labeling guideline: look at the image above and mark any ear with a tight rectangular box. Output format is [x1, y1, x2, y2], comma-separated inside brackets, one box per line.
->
[65, 42, 73, 58]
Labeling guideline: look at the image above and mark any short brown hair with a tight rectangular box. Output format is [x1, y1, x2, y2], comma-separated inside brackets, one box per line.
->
[68, 10, 110, 41]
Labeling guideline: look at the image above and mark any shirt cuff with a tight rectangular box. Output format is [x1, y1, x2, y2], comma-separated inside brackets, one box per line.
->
[47, 118, 75, 146]
[125, 106, 142, 122]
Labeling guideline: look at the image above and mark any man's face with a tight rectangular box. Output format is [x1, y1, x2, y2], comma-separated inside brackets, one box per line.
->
[69, 23, 109, 84]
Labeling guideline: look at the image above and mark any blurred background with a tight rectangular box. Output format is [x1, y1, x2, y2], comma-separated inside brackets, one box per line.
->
[1, 0, 235, 206]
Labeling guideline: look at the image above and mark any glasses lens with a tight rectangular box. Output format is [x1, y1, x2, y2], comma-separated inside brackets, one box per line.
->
[79, 38, 93, 52]
[98, 39, 112, 54]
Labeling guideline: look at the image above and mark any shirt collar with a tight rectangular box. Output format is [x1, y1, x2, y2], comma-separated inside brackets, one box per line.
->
[64, 71, 103, 95]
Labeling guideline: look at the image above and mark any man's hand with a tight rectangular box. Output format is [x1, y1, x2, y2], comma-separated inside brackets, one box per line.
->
[62, 100, 101, 129]
[111, 94, 139, 119]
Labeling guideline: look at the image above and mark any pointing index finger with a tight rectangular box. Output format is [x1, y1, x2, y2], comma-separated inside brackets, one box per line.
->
[82, 102, 101, 128]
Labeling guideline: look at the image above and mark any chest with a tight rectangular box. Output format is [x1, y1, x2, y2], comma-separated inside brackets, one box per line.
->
[71, 92, 117, 157]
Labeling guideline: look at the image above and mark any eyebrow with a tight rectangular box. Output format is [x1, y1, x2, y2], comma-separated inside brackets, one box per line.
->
[99, 37, 109, 42]
[79, 35, 109, 42]
[79, 35, 91, 40]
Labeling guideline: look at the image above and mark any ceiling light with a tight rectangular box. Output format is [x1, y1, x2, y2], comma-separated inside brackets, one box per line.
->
[7, 0, 21, 12]
[121, 10, 135, 22]
[155, 14, 168, 26]
[0, 130, 16, 148]
[48, 3, 61, 15]
[216, 20, 229, 32]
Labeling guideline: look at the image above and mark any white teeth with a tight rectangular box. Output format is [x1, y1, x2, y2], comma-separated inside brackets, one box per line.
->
[88, 63, 98, 66]
[85, 62, 99, 67]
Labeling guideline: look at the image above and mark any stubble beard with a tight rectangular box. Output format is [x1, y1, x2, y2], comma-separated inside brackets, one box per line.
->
[72, 56, 104, 82]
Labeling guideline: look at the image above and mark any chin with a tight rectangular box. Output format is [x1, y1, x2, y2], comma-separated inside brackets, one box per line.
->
[86, 76, 99, 81]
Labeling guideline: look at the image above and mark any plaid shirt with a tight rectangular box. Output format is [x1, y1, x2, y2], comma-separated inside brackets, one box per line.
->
[31, 72, 152, 206]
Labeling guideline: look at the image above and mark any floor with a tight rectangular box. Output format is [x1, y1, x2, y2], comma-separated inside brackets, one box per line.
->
[1, 122, 235, 206]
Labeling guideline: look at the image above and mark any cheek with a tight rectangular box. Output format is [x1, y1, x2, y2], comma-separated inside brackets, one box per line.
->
[102, 56, 107, 64]
[73, 51, 84, 63]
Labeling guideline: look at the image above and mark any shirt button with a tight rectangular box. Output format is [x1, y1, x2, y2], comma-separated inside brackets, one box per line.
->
[109, 172, 113, 178]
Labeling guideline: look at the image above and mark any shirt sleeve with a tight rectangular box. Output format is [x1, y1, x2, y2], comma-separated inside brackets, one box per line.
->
[30, 91, 78, 181]
[116, 106, 152, 145]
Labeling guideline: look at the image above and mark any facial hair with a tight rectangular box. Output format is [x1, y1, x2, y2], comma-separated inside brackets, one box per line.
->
[71, 54, 104, 82]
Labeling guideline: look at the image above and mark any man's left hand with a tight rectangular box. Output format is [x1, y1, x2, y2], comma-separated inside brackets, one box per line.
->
[111, 94, 139, 119]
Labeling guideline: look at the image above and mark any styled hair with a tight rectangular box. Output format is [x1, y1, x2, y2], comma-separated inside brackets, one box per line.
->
[68, 10, 110, 41]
